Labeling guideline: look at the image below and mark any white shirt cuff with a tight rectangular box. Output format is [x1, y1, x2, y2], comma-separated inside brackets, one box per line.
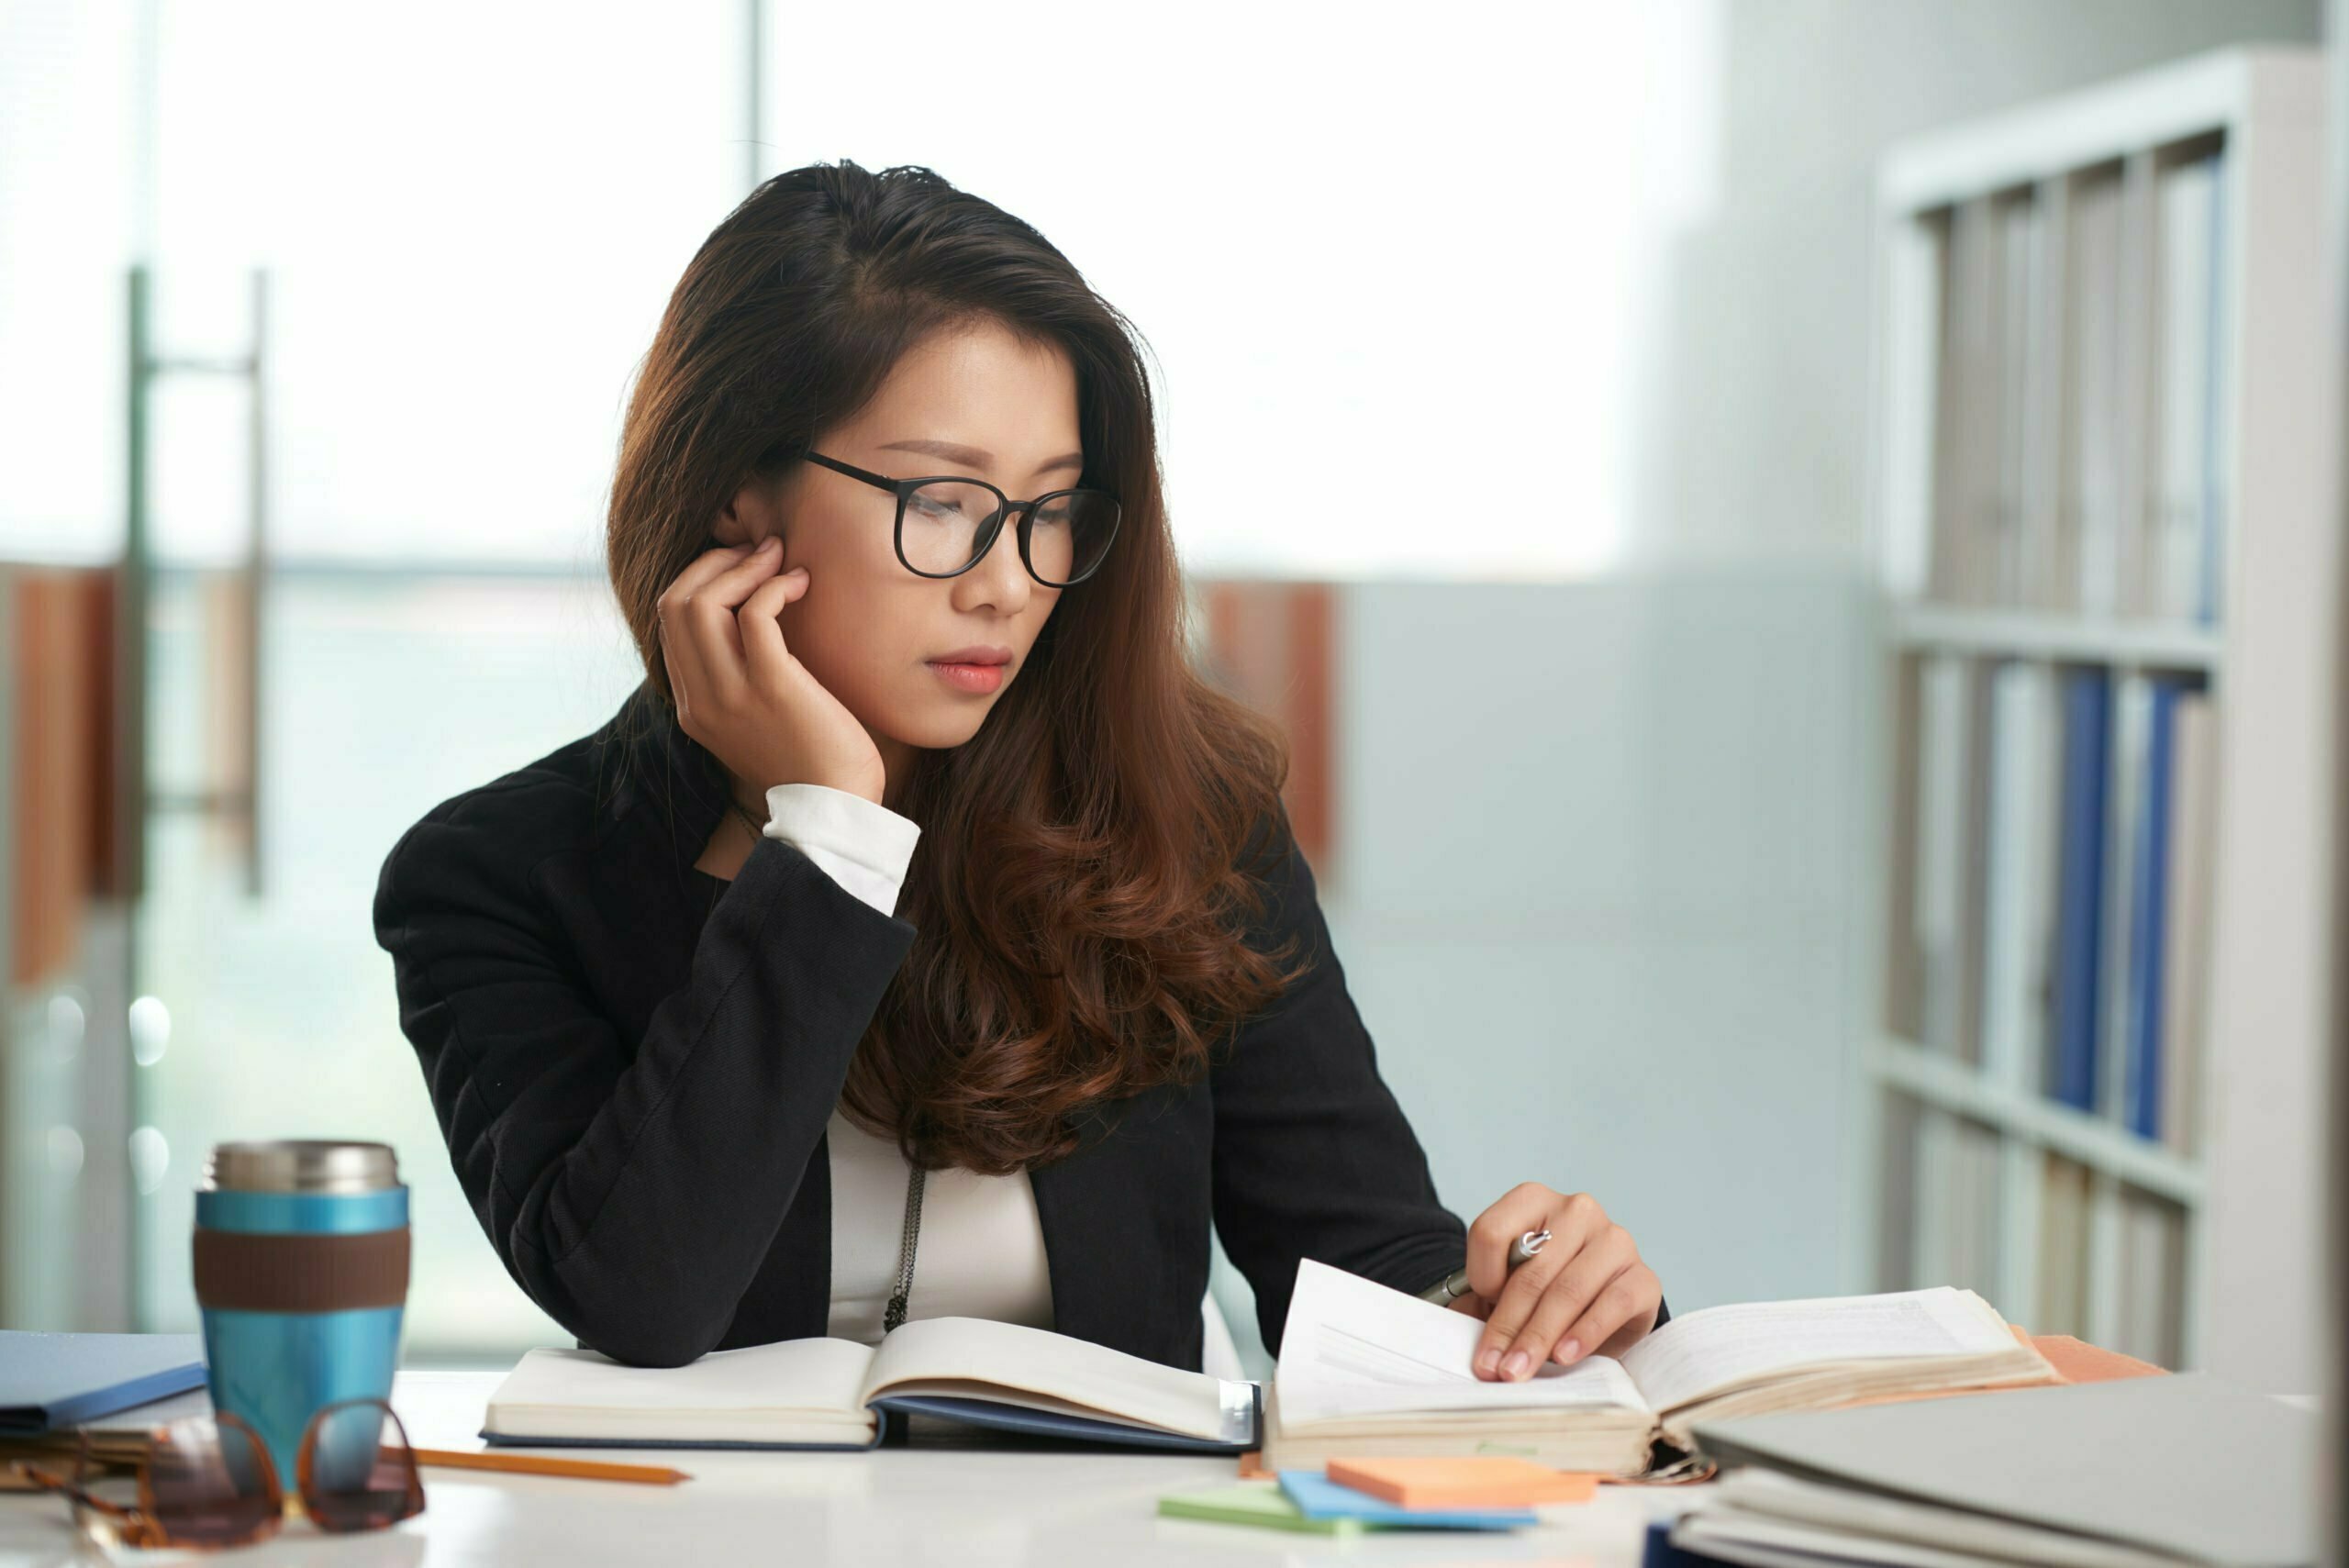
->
[763, 783, 921, 918]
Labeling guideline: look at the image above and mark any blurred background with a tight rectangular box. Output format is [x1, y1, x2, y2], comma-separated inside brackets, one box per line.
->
[1, 0, 2340, 1397]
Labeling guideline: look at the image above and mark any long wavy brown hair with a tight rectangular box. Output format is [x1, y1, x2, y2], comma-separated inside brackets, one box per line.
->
[604, 160, 1313, 1175]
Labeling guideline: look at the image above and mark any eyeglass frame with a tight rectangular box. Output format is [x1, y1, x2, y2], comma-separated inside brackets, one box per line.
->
[10, 1397, 427, 1550]
[801, 450, 1121, 587]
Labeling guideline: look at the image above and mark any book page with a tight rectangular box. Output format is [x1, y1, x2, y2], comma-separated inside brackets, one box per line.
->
[1620, 1287, 2020, 1416]
[1272, 1258, 1653, 1427]
[862, 1316, 1252, 1443]
[486, 1339, 875, 1429]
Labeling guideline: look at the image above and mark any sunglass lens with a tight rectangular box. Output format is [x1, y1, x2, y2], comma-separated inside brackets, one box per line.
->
[300, 1401, 424, 1531]
[146, 1417, 283, 1546]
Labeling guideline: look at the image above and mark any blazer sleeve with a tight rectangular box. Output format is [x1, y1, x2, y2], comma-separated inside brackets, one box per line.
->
[372, 778, 918, 1368]
[1208, 805, 1469, 1354]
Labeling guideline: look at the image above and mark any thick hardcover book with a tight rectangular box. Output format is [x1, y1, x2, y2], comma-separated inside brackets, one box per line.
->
[1258, 1262, 2055, 1478]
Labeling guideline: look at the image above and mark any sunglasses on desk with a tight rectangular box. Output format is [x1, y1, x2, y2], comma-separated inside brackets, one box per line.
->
[9, 1398, 425, 1551]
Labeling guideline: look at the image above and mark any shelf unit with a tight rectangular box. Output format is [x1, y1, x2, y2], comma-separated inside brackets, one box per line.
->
[1855, 47, 2333, 1390]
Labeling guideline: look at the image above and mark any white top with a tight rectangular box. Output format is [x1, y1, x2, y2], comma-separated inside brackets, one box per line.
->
[762, 784, 1056, 1346]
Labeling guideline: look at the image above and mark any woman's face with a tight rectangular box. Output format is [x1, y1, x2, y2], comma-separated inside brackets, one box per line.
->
[718, 317, 1080, 786]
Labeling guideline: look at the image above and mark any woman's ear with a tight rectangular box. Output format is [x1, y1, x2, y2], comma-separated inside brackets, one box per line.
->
[714, 478, 785, 550]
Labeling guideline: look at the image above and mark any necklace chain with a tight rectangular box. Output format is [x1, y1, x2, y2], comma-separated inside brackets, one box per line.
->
[884, 1164, 926, 1333]
[733, 792, 927, 1332]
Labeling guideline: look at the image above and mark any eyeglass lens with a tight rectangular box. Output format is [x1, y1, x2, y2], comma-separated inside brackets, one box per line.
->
[900, 481, 1118, 583]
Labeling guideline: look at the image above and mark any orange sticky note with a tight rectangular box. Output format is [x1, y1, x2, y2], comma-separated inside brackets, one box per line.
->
[1323, 1457, 1601, 1509]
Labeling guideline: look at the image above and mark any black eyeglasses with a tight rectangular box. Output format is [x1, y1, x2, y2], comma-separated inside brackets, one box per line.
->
[804, 451, 1121, 587]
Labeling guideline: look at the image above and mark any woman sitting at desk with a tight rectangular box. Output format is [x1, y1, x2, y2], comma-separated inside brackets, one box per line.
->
[372, 161, 1664, 1384]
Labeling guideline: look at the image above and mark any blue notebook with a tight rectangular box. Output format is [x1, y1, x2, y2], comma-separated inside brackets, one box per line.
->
[0, 1331, 208, 1434]
[478, 1321, 1263, 1454]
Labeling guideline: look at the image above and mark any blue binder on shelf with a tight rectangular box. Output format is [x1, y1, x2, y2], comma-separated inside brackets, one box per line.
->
[2048, 669, 2111, 1112]
[0, 1331, 208, 1435]
[2124, 682, 2183, 1138]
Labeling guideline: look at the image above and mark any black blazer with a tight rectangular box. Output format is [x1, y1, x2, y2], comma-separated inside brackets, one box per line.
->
[373, 681, 1583, 1373]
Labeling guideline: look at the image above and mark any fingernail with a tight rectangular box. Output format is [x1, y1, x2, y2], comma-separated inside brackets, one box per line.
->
[1555, 1338, 1582, 1364]
[1474, 1348, 1500, 1377]
[757, 537, 779, 552]
[1501, 1351, 1530, 1380]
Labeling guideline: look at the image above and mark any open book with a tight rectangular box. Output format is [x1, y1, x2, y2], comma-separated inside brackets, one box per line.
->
[481, 1315, 1260, 1453]
[1262, 1260, 2060, 1476]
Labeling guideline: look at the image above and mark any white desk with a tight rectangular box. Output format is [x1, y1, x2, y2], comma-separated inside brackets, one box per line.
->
[0, 1370, 1698, 1566]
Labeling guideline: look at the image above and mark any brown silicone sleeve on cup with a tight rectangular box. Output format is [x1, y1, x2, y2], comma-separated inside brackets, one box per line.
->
[192, 1227, 411, 1312]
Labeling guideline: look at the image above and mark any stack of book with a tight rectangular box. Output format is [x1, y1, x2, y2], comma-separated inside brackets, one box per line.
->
[1664, 1373, 2313, 1568]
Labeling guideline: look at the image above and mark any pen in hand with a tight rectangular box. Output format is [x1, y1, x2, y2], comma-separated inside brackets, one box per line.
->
[1417, 1228, 1551, 1307]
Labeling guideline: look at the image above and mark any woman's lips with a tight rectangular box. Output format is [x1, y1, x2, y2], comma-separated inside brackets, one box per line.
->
[929, 660, 1005, 695]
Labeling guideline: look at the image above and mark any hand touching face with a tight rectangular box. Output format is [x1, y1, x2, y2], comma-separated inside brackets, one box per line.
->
[657, 538, 887, 804]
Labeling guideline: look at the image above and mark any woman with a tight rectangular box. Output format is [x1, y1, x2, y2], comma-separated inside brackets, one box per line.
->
[372, 161, 1664, 1381]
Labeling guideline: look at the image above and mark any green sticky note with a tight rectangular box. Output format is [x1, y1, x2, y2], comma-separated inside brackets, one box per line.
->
[1157, 1482, 1371, 1536]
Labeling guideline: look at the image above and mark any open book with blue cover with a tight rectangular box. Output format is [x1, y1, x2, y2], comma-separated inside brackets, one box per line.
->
[481, 1314, 1261, 1453]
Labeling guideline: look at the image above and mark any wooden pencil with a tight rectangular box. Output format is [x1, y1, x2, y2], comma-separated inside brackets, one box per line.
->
[411, 1447, 690, 1485]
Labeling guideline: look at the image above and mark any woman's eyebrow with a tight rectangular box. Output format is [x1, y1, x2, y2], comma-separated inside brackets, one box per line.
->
[878, 437, 1084, 478]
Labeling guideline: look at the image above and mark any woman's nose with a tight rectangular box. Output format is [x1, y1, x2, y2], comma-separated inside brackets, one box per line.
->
[959, 512, 1032, 603]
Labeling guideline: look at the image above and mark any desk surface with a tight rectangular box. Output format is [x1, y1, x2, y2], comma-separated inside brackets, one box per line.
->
[0, 1369, 1698, 1566]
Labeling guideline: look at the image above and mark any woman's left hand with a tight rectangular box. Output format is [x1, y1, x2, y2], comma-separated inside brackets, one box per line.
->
[1445, 1183, 1662, 1381]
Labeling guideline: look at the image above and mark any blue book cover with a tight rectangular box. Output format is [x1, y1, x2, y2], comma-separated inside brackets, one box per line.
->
[1644, 1518, 1745, 1567]
[2125, 683, 2183, 1137]
[0, 1331, 208, 1434]
[2049, 669, 2112, 1112]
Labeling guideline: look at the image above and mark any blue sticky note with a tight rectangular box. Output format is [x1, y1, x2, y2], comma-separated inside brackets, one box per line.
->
[1275, 1469, 1537, 1529]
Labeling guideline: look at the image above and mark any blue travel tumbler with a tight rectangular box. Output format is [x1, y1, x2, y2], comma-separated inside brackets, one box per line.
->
[192, 1141, 409, 1484]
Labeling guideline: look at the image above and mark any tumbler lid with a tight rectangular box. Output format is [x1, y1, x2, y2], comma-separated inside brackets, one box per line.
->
[202, 1140, 400, 1194]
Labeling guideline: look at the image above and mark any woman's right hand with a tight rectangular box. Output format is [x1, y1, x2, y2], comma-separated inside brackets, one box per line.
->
[657, 538, 887, 806]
